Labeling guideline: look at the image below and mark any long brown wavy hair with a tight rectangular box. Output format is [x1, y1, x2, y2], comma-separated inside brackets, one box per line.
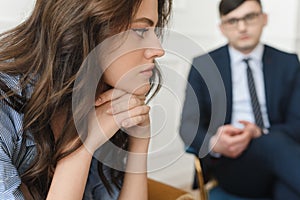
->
[0, 0, 172, 199]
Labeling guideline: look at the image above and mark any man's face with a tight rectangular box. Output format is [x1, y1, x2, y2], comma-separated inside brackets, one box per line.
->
[219, 1, 268, 54]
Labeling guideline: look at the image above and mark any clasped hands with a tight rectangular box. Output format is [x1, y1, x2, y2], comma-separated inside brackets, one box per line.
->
[86, 88, 151, 153]
[210, 120, 262, 158]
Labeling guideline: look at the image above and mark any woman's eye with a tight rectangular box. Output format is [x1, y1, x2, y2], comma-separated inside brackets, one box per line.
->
[132, 28, 149, 38]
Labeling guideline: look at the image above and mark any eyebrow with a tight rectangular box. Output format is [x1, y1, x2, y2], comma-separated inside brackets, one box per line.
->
[132, 17, 156, 26]
[224, 11, 262, 19]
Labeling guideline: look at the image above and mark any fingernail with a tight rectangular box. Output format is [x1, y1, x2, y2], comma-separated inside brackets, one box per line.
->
[95, 97, 102, 106]
[122, 121, 129, 127]
[106, 108, 112, 114]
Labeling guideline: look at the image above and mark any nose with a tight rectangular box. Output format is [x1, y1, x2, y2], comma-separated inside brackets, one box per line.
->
[237, 19, 247, 31]
[144, 31, 165, 59]
[144, 46, 165, 59]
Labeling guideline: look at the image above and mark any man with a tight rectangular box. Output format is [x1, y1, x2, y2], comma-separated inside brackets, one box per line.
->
[180, 0, 300, 199]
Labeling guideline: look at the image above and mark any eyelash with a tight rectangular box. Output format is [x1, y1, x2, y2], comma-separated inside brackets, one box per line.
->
[132, 28, 149, 38]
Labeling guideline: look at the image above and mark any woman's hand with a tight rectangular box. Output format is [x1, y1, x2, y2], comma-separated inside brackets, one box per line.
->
[86, 88, 150, 153]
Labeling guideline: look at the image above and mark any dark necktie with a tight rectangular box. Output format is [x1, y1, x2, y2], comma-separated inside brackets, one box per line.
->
[243, 58, 265, 129]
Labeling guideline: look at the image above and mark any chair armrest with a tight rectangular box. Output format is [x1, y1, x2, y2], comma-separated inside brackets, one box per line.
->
[148, 178, 195, 200]
[194, 156, 218, 200]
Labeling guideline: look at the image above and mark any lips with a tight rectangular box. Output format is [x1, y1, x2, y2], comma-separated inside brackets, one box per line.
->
[140, 64, 155, 77]
[140, 64, 155, 73]
[240, 35, 250, 40]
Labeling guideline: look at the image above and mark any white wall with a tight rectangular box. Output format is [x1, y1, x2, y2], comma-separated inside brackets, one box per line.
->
[2, 0, 298, 54]
[0, 0, 35, 33]
[170, 0, 300, 53]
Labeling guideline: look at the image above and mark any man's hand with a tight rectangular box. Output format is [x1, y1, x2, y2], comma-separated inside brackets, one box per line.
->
[211, 125, 250, 158]
[239, 120, 262, 138]
[211, 120, 263, 158]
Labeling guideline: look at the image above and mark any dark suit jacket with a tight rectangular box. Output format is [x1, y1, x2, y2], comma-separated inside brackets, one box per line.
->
[180, 44, 300, 158]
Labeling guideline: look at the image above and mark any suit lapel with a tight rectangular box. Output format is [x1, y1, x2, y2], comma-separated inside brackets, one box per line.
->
[262, 45, 274, 117]
[214, 46, 232, 124]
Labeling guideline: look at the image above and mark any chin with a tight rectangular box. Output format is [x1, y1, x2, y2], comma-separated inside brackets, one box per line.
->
[238, 41, 257, 52]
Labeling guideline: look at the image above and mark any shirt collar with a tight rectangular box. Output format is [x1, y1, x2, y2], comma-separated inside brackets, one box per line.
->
[24, 130, 35, 147]
[228, 43, 264, 64]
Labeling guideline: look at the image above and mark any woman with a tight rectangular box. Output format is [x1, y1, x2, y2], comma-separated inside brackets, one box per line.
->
[0, 0, 172, 199]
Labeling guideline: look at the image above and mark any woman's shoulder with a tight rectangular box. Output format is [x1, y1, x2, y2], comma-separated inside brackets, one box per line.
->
[0, 98, 24, 153]
[0, 72, 24, 151]
[0, 72, 23, 95]
[0, 72, 35, 158]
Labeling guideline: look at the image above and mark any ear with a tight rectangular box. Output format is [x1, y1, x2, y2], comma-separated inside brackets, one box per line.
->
[262, 13, 268, 26]
[219, 23, 224, 35]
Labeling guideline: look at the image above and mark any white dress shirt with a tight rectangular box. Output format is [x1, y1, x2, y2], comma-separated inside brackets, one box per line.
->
[209, 44, 271, 157]
[229, 43, 270, 129]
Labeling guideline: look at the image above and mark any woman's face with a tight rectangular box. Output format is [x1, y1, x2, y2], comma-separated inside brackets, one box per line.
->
[102, 0, 165, 95]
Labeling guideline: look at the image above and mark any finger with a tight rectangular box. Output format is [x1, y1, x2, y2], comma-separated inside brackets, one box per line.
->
[136, 95, 146, 101]
[107, 95, 145, 115]
[238, 120, 251, 125]
[119, 105, 150, 120]
[228, 144, 241, 155]
[237, 143, 248, 152]
[121, 114, 150, 128]
[218, 125, 243, 136]
[244, 125, 261, 138]
[228, 140, 248, 151]
[129, 105, 150, 117]
[229, 132, 251, 146]
[228, 148, 244, 158]
[95, 89, 127, 106]
[113, 105, 150, 126]
[238, 120, 256, 128]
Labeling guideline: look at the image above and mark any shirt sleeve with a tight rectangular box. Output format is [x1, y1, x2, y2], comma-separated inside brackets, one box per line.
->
[0, 104, 25, 200]
[83, 158, 120, 200]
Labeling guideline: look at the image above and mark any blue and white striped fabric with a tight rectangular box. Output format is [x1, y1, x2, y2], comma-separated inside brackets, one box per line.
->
[0, 73, 120, 200]
[0, 73, 36, 200]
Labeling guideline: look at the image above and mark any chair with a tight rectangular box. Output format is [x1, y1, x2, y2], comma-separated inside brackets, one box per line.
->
[189, 152, 272, 200]
[148, 178, 195, 200]
[186, 147, 218, 200]
[193, 154, 218, 200]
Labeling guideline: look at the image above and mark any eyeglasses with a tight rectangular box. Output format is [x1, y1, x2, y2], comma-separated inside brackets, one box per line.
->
[221, 12, 262, 29]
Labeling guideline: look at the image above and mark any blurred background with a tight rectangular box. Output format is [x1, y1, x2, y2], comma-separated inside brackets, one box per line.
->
[1, 0, 299, 193]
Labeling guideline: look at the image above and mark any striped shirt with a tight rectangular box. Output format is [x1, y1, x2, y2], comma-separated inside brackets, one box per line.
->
[0, 73, 119, 200]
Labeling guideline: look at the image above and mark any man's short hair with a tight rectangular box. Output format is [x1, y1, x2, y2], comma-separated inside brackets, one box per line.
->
[219, 0, 262, 16]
